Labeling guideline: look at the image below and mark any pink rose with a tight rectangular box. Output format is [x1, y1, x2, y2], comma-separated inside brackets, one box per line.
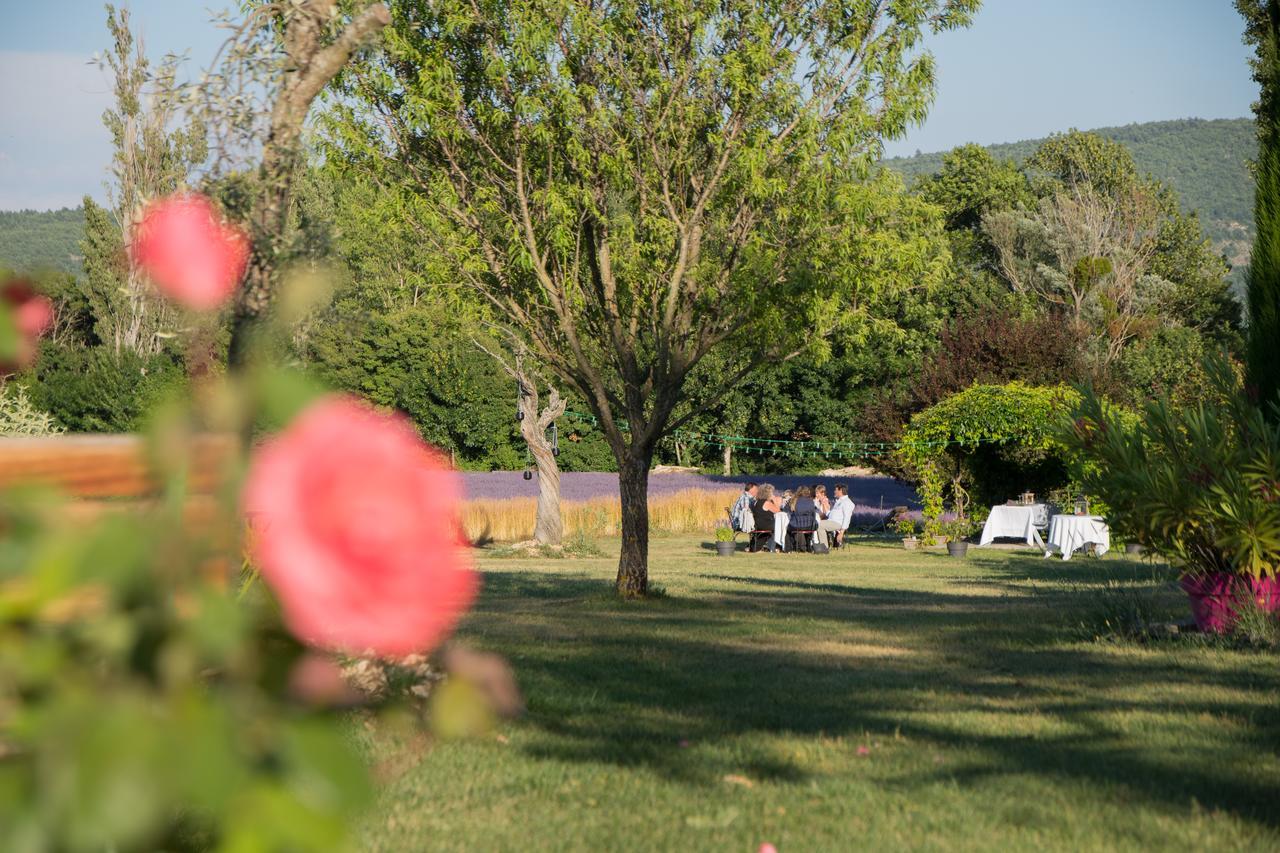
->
[243, 395, 477, 657]
[1, 278, 55, 373]
[131, 193, 249, 310]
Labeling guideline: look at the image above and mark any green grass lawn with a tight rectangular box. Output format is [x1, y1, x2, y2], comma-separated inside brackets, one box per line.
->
[360, 535, 1280, 852]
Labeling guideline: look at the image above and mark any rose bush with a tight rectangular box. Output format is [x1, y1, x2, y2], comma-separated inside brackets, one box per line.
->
[244, 394, 477, 657]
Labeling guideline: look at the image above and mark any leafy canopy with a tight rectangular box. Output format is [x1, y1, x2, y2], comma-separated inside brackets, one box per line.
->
[326, 0, 981, 455]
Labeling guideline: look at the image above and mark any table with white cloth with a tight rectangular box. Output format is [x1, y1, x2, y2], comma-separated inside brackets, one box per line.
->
[979, 504, 1046, 547]
[1044, 514, 1110, 561]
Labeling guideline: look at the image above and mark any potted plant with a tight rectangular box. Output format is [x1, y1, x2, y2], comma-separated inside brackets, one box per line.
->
[1065, 358, 1280, 633]
[941, 517, 975, 558]
[714, 524, 737, 556]
[893, 515, 918, 550]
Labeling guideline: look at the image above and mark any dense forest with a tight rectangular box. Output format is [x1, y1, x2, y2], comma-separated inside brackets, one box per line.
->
[0, 208, 86, 275]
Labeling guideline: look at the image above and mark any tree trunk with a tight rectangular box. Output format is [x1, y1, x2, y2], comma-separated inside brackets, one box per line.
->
[616, 451, 651, 597]
[519, 387, 564, 546]
[722, 443, 732, 477]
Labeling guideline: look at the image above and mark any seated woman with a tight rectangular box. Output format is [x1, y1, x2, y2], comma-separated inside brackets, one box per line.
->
[786, 486, 818, 552]
[749, 484, 780, 552]
[813, 484, 831, 518]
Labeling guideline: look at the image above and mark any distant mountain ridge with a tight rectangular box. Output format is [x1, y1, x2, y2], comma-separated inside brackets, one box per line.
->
[882, 117, 1255, 282]
[0, 119, 1259, 284]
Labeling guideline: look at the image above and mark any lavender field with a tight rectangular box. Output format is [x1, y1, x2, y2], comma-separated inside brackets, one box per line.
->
[460, 470, 920, 511]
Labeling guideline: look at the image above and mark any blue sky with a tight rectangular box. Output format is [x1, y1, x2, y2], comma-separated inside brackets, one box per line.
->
[0, 0, 1259, 210]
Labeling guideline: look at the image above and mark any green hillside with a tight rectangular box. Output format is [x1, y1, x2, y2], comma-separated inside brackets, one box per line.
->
[883, 117, 1256, 297]
[0, 119, 1259, 283]
[0, 207, 86, 276]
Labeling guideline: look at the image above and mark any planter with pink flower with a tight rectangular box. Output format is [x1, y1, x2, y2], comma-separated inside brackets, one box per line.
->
[1066, 358, 1280, 634]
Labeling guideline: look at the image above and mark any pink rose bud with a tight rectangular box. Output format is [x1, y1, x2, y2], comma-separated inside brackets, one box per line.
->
[244, 395, 477, 657]
[131, 193, 249, 310]
[759, 844, 779, 853]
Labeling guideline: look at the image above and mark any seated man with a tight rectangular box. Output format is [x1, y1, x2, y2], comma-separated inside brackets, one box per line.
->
[817, 483, 854, 547]
[730, 482, 758, 532]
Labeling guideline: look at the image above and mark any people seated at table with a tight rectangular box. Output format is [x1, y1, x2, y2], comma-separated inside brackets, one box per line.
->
[817, 483, 854, 547]
[786, 486, 818, 551]
[749, 483, 781, 552]
[813, 484, 831, 518]
[730, 482, 758, 531]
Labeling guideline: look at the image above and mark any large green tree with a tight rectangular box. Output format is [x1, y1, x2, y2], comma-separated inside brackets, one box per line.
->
[328, 0, 979, 594]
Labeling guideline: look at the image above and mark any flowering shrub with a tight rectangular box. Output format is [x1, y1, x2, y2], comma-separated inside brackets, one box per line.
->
[0, 194, 495, 849]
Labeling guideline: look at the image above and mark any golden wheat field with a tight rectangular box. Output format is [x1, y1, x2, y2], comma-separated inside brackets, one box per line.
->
[461, 487, 739, 542]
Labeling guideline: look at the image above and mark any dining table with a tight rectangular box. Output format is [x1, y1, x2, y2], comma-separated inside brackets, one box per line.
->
[979, 503, 1047, 547]
[1044, 514, 1110, 561]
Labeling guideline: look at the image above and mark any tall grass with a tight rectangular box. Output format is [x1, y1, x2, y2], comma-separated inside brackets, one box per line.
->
[463, 488, 739, 543]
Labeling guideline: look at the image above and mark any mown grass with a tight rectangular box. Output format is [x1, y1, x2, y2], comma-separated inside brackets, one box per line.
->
[360, 535, 1280, 852]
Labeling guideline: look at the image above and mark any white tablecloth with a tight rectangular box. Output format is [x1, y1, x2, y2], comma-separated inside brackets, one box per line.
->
[773, 511, 790, 549]
[979, 504, 1046, 547]
[1044, 514, 1109, 561]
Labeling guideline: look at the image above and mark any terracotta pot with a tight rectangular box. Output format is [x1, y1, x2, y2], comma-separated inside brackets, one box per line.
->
[902, 537, 918, 550]
[946, 541, 968, 558]
[715, 541, 736, 557]
[1180, 573, 1280, 633]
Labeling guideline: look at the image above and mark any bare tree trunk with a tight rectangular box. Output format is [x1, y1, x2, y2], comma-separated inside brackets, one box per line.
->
[476, 341, 566, 545]
[616, 451, 651, 597]
[722, 443, 732, 476]
[517, 375, 565, 546]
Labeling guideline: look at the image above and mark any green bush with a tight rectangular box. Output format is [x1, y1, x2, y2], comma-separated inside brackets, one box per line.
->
[899, 382, 1084, 523]
[22, 344, 187, 432]
[1113, 326, 1213, 408]
[307, 306, 616, 471]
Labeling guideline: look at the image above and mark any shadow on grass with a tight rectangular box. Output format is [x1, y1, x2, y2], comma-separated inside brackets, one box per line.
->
[465, 569, 1280, 826]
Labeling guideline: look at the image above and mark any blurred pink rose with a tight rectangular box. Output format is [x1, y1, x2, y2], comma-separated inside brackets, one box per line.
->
[244, 395, 477, 657]
[1, 278, 55, 373]
[759, 844, 779, 853]
[131, 193, 249, 310]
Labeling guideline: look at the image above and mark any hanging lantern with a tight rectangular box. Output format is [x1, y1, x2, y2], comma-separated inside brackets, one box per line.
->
[523, 468, 533, 481]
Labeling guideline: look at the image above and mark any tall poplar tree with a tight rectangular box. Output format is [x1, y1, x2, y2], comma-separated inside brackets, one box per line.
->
[328, 0, 979, 594]
[1239, 0, 1280, 416]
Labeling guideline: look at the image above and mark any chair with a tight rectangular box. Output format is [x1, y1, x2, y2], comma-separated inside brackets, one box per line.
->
[748, 505, 777, 553]
[787, 507, 817, 553]
[1029, 502, 1049, 548]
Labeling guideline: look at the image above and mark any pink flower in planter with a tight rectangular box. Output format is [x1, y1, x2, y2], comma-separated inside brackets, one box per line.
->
[244, 395, 477, 657]
[131, 193, 249, 310]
